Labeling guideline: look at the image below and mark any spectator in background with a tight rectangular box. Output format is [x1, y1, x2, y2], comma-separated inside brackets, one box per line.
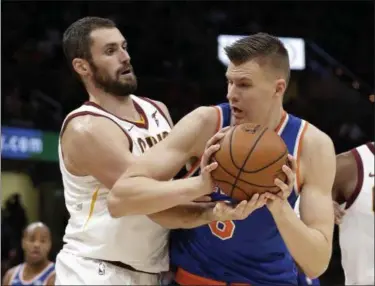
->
[1, 194, 29, 273]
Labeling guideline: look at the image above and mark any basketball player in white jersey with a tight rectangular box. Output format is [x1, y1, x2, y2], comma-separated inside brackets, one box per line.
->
[332, 142, 374, 285]
[56, 17, 261, 285]
[2, 222, 55, 286]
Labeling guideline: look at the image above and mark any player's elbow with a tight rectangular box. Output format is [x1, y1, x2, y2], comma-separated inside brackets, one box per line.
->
[305, 249, 331, 279]
[305, 264, 328, 280]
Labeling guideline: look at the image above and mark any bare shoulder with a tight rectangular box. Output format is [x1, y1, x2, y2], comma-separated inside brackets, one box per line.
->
[300, 123, 336, 187]
[62, 115, 130, 149]
[61, 114, 133, 186]
[303, 123, 335, 154]
[190, 106, 220, 127]
[2, 265, 18, 285]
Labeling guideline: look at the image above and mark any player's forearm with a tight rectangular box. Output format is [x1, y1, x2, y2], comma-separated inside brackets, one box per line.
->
[108, 176, 207, 217]
[271, 203, 332, 279]
[148, 202, 216, 229]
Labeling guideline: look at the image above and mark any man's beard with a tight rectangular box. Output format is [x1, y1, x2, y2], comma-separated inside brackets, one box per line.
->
[90, 62, 138, 97]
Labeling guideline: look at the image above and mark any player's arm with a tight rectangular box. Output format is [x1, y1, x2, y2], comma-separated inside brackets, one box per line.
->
[2, 266, 16, 286]
[108, 106, 221, 217]
[62, 114, 210, 217]
[271, 126, 336, 279]
[331, 151, 357, 224]
[332, 150, 357, 203]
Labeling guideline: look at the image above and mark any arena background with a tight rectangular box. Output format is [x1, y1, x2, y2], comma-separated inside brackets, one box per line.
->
[1, 2, 374, 285]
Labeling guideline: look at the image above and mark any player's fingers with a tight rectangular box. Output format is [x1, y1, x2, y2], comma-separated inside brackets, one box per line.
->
[205, 128, 229, 150]
[241, 194, 261, 217]
[202, 162, 218, 174]
[264, 192, 278, 201]
[193, 195, 212, 202]
[219, 126, 231, 133]
[282, 164, 295, 188]
[287, 154, 298, 173]
[249, 193, 260, 205]
[234, 200, 248, 219]
[274, 178, 289, 199]
[201, 144, 220, 169]
[256, 193, 268, 208]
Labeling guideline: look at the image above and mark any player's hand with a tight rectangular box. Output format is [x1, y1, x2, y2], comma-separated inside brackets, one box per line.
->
[333, 201, 345, 224]
[210, 193, 271, 221]
[198, 127, 231, 195]
[193, 195, 212, 202]
[265, 154, 297, 214]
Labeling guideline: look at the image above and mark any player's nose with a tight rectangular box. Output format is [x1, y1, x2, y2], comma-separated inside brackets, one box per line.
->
[226, 90, 238, 102]
[119, 48, 131, 63]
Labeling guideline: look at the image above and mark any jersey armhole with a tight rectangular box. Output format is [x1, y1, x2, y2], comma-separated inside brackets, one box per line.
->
[345, 148, 364, 210]
[140, 97, 173, 128]
[212, 106, 224, 132]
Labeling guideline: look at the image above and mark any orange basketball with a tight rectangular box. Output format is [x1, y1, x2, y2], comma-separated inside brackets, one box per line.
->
[211, 123, 288, 201]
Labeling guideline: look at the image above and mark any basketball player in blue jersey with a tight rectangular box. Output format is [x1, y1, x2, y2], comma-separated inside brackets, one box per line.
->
[2, 222, 55, 286]
[108, 33, 336, 285]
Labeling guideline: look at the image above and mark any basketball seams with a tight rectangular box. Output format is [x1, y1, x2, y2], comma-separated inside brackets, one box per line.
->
[230, 127, 269, 197]
[240, 148, 288, 173]
[229, 126, 240, 169]
[213, 163, 286, 188]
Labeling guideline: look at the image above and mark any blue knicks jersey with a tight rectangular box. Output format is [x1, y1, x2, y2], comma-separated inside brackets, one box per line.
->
[10, 263, 55, 286]
[170, 103, 309, 285]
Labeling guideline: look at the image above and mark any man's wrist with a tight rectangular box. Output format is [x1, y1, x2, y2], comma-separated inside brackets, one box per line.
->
[269, 200, 291, 219]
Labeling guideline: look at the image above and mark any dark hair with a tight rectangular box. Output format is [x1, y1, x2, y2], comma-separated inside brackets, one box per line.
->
[62, 17, 116, 65]
[224, 33, 290, 82]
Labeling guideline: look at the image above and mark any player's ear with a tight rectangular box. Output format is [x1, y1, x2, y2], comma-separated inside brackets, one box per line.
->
[72, 58, 91, 77]
[274, 78, 287, 98]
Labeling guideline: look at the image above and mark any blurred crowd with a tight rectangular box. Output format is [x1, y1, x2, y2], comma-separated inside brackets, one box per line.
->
[2, 2, 373, 143]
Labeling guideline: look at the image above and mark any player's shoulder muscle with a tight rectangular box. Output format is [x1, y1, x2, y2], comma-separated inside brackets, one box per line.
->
[300, 123, 336, 187]
[172, 106, 220, 155]
[61, 115, 134, 188]
[2, 265, 17, 286]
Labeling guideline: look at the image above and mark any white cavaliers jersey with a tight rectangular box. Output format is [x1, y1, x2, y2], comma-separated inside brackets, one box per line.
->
[58, 95, 172, 273]
[339, 142, 374, 285]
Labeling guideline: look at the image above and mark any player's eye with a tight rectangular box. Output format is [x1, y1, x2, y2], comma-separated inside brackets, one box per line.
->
[105, 48, 115, 55]
[238, 83, 250, 88]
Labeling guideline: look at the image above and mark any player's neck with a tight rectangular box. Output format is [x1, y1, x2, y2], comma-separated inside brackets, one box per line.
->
[24, 260, 49, 274]
[267, 106, 285, 132]
[87, 89, 141, 121]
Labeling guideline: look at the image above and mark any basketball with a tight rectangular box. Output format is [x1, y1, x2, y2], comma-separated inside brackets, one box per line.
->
[211, 123, 288, 201]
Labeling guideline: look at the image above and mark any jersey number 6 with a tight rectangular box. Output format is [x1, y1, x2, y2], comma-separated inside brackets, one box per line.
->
[208, 220, 235, 240]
